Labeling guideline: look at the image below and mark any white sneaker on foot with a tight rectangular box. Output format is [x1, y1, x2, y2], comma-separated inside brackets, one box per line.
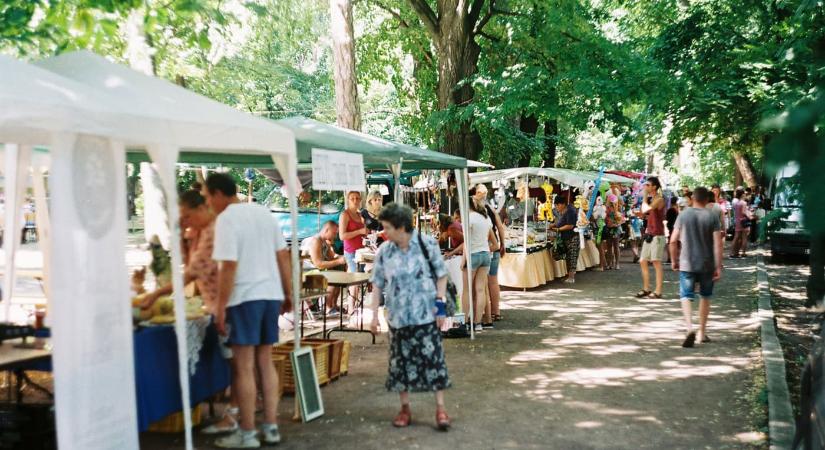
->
[474, 323, 483, 333]
[260, 424, 281, 445]
[215, 429, 260, 448]
[202, 408, 239, 435]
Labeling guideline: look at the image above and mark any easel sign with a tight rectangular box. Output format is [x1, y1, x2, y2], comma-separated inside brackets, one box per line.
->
[291, 347, 325, 422]
[311, 148, 365, 193]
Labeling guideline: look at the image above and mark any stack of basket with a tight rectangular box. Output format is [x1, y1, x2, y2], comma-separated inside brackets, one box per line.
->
[271, 339, 351, 394]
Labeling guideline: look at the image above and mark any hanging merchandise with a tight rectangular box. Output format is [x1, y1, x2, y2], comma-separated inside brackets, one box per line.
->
[592, 196, 607, 245]
[574, 194, 590, 249]
[537, 182, 555, 222]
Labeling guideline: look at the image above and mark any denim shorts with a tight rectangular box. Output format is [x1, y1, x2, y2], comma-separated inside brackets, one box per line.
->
[226, 300, 282, 346]
[679, 271, 714, 301]
[488, 250, 501, 277]
[344, 251, 363, 273]
[470, 251, 492, 270]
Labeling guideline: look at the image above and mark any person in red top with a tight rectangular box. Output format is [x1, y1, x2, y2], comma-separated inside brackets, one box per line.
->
[339, 191, 366, 312]
[635, 176, 667, 299]
[339, 191, 367, 272]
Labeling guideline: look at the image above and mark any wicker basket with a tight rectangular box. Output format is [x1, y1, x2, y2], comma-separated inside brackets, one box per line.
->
[147, 404, 202, 433]
[303, 338, 344, 380]
[340, 340, 352, 376]
[272, 340, 331, 390]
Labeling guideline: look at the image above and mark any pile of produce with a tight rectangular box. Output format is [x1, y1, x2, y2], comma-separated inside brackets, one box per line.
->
[131, 295, 205, 324]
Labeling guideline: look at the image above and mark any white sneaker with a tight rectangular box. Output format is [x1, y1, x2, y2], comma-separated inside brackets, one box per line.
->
[474, 323, 483, 333]
[202, 408, 239, 435]
[260, 424, 281, 445]
[215, 429, 260, 449]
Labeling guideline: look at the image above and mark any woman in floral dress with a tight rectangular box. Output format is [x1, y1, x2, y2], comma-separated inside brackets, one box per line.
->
[369, 203, 452, 430]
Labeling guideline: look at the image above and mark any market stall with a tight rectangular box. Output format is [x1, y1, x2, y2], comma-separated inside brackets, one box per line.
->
[28, 50, 301, 450]
[468, 167, 634, 289]
[274, 118, 481, 337]
[1, 54, 166, 450]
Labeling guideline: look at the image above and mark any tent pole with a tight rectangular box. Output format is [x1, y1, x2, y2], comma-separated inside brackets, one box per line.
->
[523, 175, 529, 253]
[392, 159, 404, 204]
[456, 169, 474, 339]
[3, 144, 31, 322]
[146, 144, 193, 450]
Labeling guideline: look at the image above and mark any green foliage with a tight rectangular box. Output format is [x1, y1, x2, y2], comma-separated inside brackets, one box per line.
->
[190, 0, 334, 121]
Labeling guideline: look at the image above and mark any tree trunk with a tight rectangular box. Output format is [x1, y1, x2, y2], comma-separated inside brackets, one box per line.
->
[330, 0, 361, 131]
[407, 0, 485, 160]
[732, 151, 758, 188]
[543, 120, 558, 168]
[518, 115, 539, 167]
[435, 13, 482, 159]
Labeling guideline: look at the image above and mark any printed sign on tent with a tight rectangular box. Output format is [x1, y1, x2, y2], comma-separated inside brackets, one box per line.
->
[50, 134, 139, 450]
[311, 148, 365, 192]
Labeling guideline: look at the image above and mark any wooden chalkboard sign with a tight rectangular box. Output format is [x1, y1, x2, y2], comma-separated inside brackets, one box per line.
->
[290, 347, 324, 422]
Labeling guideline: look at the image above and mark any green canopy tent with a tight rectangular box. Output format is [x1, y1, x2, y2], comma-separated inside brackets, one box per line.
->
[270, 117, 481, 338]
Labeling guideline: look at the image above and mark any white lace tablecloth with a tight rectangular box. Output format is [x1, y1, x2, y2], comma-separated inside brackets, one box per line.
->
[185, 316, 211, 375]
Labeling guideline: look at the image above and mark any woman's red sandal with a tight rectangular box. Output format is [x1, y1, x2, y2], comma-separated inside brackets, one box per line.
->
[393, 409, 411, 428]
[436, 409, 451, 431]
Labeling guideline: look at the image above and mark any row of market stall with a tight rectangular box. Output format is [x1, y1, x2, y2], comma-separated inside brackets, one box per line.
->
[1, 50, 637, 449]
[0, 50, 482, 450]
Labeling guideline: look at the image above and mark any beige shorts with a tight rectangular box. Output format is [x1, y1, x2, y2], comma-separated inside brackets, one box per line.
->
[640, 235, 666, 262]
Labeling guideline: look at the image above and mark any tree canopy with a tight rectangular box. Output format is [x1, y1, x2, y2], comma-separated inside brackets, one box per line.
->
[1, 0, 823, 192]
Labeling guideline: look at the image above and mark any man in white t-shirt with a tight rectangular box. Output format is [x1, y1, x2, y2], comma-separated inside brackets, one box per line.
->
[205, 173, 293, 448]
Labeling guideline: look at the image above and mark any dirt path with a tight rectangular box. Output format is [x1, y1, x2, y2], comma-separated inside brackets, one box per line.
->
[145, 255, 768, 449]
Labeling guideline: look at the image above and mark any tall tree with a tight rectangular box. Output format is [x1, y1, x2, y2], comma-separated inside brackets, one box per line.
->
[330, 0, 361, 130]
[404, 0, 503, 160]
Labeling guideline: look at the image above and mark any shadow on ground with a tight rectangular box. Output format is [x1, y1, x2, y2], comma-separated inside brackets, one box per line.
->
[142, 255, 767, 450]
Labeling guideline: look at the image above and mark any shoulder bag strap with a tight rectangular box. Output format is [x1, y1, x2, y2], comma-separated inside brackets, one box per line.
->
[417, 231, 439, 290]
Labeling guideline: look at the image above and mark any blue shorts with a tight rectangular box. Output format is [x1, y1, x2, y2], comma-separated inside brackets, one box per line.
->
[488, 250, 501, 277]
[679, 271, 714, 301]
[226, 300, 282, 346]
[470, 251, 492, 270]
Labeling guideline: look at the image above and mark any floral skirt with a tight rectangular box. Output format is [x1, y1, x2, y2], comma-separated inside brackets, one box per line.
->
[386, 322, 451, 393]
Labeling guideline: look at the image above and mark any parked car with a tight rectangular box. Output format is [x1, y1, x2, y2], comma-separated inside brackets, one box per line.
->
[267, 170, 418, 248]
[767, 162, 809, 259]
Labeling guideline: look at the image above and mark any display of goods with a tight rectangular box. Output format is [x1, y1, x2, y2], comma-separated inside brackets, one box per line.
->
[150, 314, 175, 325]
[151, 296, 174, 317]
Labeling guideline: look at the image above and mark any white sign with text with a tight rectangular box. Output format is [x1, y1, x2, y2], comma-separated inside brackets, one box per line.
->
[311, 148, 365, 192]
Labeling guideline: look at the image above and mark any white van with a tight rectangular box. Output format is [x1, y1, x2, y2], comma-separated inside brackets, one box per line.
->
[767, 162, 809, 257]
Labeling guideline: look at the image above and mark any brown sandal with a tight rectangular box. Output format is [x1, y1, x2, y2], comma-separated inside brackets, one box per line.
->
[436, 408, 451, 431]
[393, 408, 411, 428]
[648, 292, 662, 299]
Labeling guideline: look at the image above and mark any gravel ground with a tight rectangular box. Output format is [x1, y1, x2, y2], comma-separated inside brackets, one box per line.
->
[138, 251, 768, 449]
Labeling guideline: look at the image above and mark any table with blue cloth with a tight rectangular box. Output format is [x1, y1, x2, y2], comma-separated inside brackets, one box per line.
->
[135, 323, 231, 431]
[26, 323, 231, 432]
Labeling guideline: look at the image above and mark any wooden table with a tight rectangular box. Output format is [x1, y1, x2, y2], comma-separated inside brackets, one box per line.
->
[0, 338, 51, 402]
[320, 272, 374, 344]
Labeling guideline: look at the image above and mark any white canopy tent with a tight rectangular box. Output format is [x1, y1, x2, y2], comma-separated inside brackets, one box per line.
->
[469, 167, 635, 189]
[0, 53, 178, 450]
[33, 51, 301, 450]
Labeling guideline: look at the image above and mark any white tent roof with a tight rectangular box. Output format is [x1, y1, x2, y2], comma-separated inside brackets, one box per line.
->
[467, 159, 494, 169]
[469, 167, 636, 188]
[35, 51, 295, 157]
[0, 54, 140, 145]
